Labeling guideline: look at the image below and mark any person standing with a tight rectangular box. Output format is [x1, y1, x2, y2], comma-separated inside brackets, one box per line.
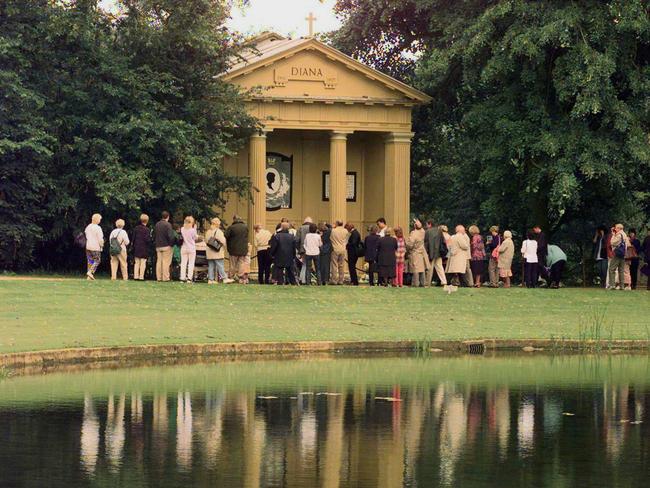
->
[424, 221, 441, 286]
[206, 218, 229, 284]
[109, 219, 130, 281]
[225, 215, 249, 284]
[364, 225, 381, 286]
[608, 224, 628, 290]
[446, 225, 470, 290]
[521, 231, 539, 288]
[318, 222, 332, 286]
[643, 229, 650, 291]
[254, 224, 272, 285]
[394, 226, 406, 287]
[407, 219, 429, 287]
[84, 213, 104, 280]
[533, 225, 548, 281]
[376, 217, 387, 237]
[486, 226, 502, 287]
[592, 225, 608, 287]
[469, 225, 486, 288]
[345, 222, 362, 286]
[376, 228, 398, 286]
[546, 244, 567, 289]
[180, 216, 199, 283]
[270, 222, 297, 285]
[303, 223, 322, 285]
[295, 217, 313, 284]
[330, 220, 349, 285]
[132, 214, 151, 281]
[498, 231, 515, 288]
[627, 229, 641, 290]
[154, 211, 175, 282]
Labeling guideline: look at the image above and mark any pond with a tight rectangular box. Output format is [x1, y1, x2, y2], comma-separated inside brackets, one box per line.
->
[1, 354, 649, 487]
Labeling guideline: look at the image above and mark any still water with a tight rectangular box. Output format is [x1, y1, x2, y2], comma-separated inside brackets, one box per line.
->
[0, 354, 649, 487]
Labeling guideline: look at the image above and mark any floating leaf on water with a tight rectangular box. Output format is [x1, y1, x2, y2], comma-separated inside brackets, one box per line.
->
[562, 412, 575, 416]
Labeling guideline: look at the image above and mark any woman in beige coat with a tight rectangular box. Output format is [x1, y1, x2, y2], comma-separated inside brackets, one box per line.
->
[498, 230, 515, 288]
[205, 218, 229, 284]
[446, 225, 470, 288]
[406, 220, 430, 287]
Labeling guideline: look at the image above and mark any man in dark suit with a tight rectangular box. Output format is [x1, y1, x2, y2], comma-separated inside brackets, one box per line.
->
[424, 220, 442, 286]
[270, 222, 297, 285]
[345, 222, 362, 285]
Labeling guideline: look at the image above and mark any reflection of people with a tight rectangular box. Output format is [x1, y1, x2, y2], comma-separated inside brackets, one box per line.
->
[80, 394, 100, 476]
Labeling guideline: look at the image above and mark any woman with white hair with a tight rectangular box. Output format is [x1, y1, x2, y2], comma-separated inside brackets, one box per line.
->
[109, 219, 130, 280]
[498, 230, 515, 288]
[84, 213, 104, 280]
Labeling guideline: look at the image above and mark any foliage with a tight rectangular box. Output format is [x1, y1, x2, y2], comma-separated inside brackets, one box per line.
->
[0, 0, 256, 270]
[334, 0, 650, 244]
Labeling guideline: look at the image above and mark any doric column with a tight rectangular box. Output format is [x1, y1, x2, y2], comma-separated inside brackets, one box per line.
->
[329, 131, 351, 224]
[384, 132, 414, 230]
[248, 130, 269, 239]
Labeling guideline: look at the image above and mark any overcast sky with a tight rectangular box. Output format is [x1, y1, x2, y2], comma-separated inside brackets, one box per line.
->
[98, 0, 341, 37]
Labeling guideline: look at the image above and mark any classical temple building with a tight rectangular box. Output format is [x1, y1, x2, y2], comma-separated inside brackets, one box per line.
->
[221, 32, 431, 238]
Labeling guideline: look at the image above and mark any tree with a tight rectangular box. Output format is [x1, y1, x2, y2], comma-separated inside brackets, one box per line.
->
[0, 0, 256, 270]
[334, 0, 650, 239]
[0, 1, 55, 268]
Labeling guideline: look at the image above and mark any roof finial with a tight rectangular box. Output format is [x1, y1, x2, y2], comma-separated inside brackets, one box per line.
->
[306, 12, 317, 37]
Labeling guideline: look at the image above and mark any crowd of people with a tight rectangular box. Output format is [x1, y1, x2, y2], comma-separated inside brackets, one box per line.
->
[80, 212, 650, 291]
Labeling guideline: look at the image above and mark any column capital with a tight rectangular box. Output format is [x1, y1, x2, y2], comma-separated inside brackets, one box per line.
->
[384, 132, 414, 144]
[330, 130, 353, 141]
[251, 128, 273, 139]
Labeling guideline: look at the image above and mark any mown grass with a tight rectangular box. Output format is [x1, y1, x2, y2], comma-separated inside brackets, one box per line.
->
[0, 278, 649, 354]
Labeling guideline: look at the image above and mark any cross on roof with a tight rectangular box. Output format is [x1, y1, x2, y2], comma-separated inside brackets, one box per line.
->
[306, 12, 317, 37]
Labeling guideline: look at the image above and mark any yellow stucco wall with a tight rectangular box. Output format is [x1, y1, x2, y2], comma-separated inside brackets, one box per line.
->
[223, 130, 384, 234]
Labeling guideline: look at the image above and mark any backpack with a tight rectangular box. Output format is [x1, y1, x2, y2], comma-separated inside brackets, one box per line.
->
[74, 232, 87, 249]
[614, 236, 626, 259]
[109, 231, 123, 256]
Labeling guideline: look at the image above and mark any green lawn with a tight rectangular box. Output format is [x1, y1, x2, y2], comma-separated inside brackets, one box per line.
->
[1, 278, 649, 354]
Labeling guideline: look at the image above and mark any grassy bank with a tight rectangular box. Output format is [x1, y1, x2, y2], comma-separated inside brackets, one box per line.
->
[1, 278, 649, 354]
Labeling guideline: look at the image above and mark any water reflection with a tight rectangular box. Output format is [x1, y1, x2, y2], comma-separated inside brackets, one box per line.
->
[0, 356, 649, 487]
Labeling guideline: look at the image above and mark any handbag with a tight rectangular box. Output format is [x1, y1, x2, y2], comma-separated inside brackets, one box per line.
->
[491, 245, 500, 260]
[207, 229, 223, 252]
[74, 232, 87, 249]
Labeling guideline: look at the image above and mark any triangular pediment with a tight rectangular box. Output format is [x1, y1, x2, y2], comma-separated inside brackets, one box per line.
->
[222, 36, 431, 105]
